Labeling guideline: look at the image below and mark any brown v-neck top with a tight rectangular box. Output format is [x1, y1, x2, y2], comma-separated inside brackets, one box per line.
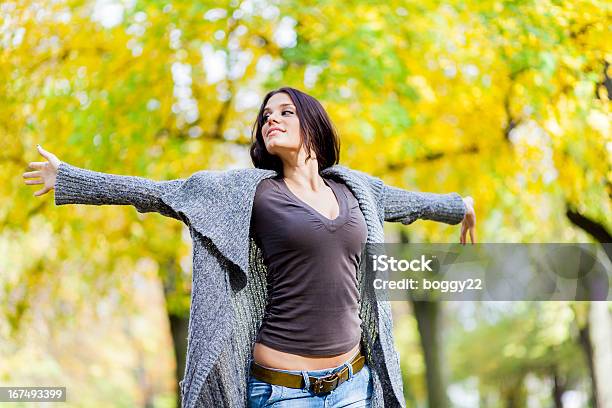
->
[249, 175, 368, 355]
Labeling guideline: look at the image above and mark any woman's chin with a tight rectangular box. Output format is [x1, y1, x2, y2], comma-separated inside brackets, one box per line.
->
[266, 143, 286, 153]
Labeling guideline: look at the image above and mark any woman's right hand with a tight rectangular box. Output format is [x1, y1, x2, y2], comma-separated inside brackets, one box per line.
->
[23, 145, 62, 197]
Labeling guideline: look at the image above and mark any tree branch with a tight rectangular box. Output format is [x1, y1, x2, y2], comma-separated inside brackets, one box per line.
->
[386, 144, 479, 171]
[565, 204, 612, 261]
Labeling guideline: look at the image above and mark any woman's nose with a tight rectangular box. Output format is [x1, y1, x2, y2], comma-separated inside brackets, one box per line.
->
[267, 112, 280, 125]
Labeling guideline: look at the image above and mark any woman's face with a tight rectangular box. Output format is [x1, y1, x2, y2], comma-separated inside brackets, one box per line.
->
[261, 92, 302, 157]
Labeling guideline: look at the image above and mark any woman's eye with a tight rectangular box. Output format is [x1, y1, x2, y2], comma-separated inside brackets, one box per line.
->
[263, 111, 293, 120]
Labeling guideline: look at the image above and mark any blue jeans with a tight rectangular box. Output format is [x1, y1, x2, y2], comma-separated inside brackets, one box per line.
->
[247, 356, 373, 407]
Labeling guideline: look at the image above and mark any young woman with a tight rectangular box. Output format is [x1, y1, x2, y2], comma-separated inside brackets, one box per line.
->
[24, 87, 476, 408]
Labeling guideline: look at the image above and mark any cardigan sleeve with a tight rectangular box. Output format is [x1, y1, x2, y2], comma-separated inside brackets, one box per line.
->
[382, 183, 467, 225]
[54, 162, 186, 220]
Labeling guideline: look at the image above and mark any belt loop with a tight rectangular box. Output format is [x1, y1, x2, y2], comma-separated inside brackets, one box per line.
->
[343, 360, 354, 380]
[300, 370, 310, 392]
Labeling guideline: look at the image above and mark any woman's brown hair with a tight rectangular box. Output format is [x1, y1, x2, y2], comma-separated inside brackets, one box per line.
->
[250, 87, 340, 174]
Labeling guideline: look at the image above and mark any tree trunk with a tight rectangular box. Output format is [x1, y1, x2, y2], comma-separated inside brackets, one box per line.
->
[169, 313, 189, 408]
[401, 223, 448, 408]
[412, 301, 448, 408]
[501, 377, 526, 408]
[552, 365, 565, 408]
[578, 313, 599, 408]
[589, 302, 612, 408]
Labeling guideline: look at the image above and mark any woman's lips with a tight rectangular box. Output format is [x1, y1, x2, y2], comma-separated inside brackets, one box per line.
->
[268, 129, 284, 137]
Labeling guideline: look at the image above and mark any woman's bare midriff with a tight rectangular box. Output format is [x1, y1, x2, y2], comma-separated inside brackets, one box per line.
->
[253, 342, 360, 371]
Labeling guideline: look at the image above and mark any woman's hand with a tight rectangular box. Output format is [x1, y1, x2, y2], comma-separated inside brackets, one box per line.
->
[460, 196, 476, 245]
[22, 145, 62, 197]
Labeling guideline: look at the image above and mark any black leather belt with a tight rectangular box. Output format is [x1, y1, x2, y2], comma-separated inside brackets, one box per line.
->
[250, 350, 365, 395]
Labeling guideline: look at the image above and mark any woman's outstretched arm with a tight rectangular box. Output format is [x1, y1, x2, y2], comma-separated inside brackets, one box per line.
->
[23, 145, 185, 221]
[382, 183, 477, 244]
[382, 183, 466, 225]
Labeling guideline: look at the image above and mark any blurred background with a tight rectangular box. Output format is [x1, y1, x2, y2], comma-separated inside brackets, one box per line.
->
[1, 0, 610, 407]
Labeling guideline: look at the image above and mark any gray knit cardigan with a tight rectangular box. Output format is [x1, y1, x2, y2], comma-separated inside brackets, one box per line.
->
[54, 161, 466, 408]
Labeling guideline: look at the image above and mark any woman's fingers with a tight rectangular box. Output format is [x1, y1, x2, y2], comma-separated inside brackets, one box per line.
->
[34, 186, 50, 197]
[23, 170, 42, 178]
[37, 144, 50, 159]
[470, 212, 476, 243]
[459, 195, 476, 245]
[25, 145, 59, 197]
[24, 179, 43, 185]
[460, 216, 476, 245]
[27, 162, 48, 170]
[36, 145, 61, 168]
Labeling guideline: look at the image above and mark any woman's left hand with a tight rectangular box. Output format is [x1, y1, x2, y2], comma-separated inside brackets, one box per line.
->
[460, 196, 476, 245]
